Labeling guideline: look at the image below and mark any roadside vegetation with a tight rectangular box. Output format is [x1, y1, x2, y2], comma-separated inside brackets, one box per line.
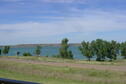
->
[23, 52, 32, 56]
[0, 56, 126, 84]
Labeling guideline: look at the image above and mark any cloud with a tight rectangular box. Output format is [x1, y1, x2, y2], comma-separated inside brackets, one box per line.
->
[0, 10, 126, 37]
[38, 0, 126, 5]
[0, 0, 126, 44]
[0, 0, 23, 2]
[41, 0, 87, 3]
[0, 10, 126, 44]
[0, 0, 87, 3]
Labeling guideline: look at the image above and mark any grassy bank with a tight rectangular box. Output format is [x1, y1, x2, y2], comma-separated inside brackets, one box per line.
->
[0, 56, 126, 84]
[3, 56, 126, 65]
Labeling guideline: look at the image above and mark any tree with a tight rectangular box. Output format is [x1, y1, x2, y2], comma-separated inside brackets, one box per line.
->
[104, 41, 112, 60]
[109, 40, 120, 60]
[79, 41, 94, 61]
[91, 39, 120, 61]
[103, 40, 120, 61]
[35, 46, 42, 56]
[0, 49, 1, 55]
[59, 38, 73, 59]
[16, 51, 20, 56]
[3, 46, 10, 55]
[120, 42, 126, 59]
[91, 39, 107, 61]
[23, 52, 32, 56]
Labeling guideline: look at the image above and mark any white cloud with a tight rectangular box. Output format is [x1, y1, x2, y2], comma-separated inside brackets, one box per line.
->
[1, 10, 126, 34]
[40, 0, 87, 3]
[0, 10, 126, 44]
[0, 0, 22, 2]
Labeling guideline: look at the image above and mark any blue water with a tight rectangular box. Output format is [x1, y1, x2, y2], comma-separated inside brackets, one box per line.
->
[0, 46, 88, 59]
[0, 46, 123, 60]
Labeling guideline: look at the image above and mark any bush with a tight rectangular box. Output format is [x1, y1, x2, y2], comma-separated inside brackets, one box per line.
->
[23, 52, 32, 56]
[52, 55, 60, 58]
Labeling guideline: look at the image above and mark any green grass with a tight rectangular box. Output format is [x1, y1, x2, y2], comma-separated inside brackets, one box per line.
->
[3, 56, 126, 65]
[0, 56, 126, 84]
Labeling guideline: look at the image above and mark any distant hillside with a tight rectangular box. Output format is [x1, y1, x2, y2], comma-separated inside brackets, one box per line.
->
[0, 43, 81, 48]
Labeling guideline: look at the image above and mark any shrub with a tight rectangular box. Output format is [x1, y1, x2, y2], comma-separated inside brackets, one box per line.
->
[23, 52, 32, 56]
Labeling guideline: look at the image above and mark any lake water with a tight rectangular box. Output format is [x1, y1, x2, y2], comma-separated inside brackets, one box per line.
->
[0, 46, 122, 60]
[0, 46, 89, 60]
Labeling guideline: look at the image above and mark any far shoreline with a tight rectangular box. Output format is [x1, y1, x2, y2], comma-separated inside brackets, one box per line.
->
[0, 43, 81, 48]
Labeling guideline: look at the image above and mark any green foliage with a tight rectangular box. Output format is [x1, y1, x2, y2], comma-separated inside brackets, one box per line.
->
[120, 42, 126, 59]
[35, 46, 42, 56]
[0, 49, 1, 55]
[94, 39, 120, 61]
[59, 38, 73, 59]
[79, 41, 93, 61]
[2, 46, 10, 55]
[23, 52, 32, 56]
[107, 40, 120, 60]
[52, 55, 60, 58]
[91, 39, 108, 61]
[16, 51, 20, 56]
[80, 39, 120, 61]
[68, 50, 73, 59]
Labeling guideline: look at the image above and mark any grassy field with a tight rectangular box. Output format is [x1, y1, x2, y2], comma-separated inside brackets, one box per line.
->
[5, 56, 126, 65]
[0, 56, 126, 84]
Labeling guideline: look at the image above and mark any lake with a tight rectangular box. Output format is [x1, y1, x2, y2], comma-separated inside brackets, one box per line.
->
[0, 46, 89, 60]
[0, 45, 122, 60]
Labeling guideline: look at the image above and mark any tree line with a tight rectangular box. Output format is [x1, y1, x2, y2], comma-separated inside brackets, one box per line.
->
[0, 38, 126, 61]
[54, 38, 126, 61]
[79, 39, 121, 61]
[0, 46, 42, 57]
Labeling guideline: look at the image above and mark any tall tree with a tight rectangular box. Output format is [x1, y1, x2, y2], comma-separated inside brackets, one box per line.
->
[59, 38, 73, 59]
[91, 39, 120, 61]
[91, 39, 106, 61]
[120, 42, 126, 59]
[79, 41, 94, 61]
[3, 46, 10, 56]
[110, 40, 120, 60]
[0, 49, 1, 55]
[35, 46, 42, 56]
[104, 41, 120, 61]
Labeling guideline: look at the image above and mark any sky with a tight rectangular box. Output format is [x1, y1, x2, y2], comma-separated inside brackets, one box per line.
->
[0, 0, 126, 45]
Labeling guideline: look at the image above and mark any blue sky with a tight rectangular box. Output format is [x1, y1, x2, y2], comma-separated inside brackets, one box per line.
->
[0, 0, 126, 45]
